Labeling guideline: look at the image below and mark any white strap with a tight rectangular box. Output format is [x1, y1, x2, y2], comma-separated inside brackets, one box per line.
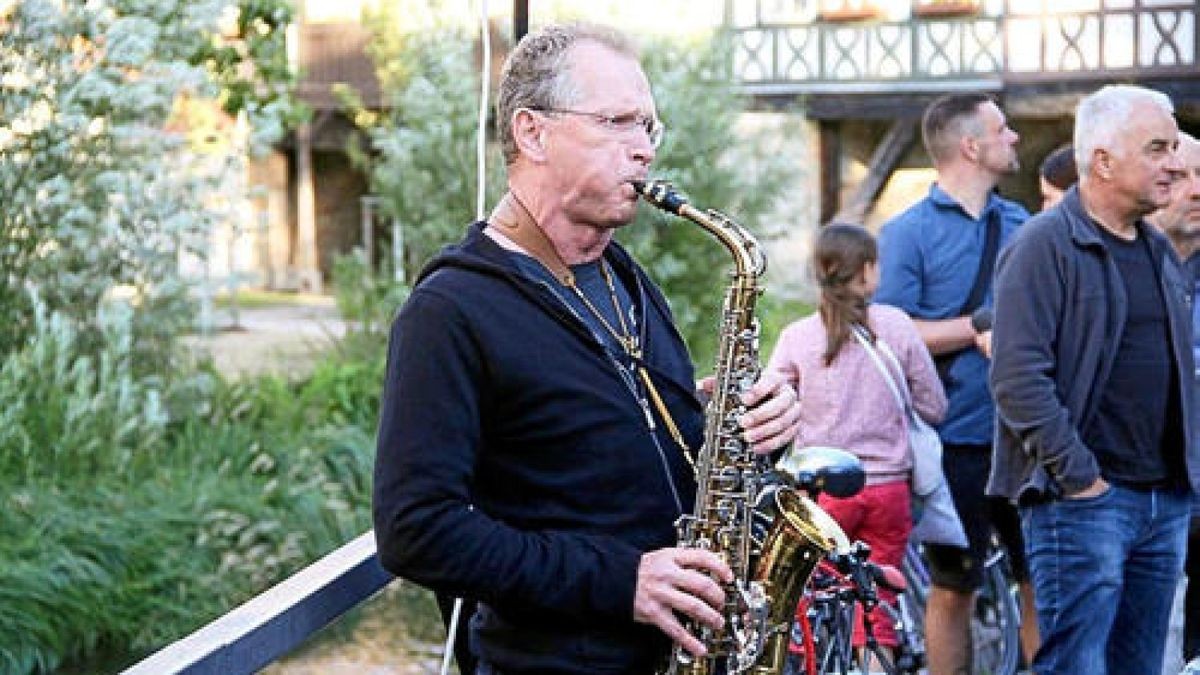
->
[851, 325, 914, 421]
[876, 339, 917, 412]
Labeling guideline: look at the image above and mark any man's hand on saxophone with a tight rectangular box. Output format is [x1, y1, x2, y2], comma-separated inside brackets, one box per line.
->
[739, 373, 802, 454]
[697, 372, 803, 454]
[634, 548, 734, 659]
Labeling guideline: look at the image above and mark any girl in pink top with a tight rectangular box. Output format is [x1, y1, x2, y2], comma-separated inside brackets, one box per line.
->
[768, 223, 946, 651]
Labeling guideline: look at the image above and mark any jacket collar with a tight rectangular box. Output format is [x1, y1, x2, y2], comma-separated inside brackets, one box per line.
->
[1060, 185, 1170, 255]
[1059, 186, 1106, 249]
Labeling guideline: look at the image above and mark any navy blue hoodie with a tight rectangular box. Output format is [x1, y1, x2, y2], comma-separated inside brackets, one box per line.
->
[373, 222, 704, 673]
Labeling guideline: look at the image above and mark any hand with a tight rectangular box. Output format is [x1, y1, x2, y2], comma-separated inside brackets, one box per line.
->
[633, 548, 733, 659]
[738, 371, 802, 455]
[974, 329, 993, 359]
[1066, 476, 1109, 500]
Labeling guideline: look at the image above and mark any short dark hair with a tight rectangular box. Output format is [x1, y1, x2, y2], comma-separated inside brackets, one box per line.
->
[1039, 144, 1078, 191]
[921, 93, 994, 164]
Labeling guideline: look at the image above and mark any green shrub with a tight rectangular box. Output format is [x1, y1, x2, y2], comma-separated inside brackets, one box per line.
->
[0, 301, 167, 482]
[0, 323, 384, 672]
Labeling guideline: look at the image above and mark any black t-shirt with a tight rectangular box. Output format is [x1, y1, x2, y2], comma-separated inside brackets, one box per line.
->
[1083, 223, 1185, 487]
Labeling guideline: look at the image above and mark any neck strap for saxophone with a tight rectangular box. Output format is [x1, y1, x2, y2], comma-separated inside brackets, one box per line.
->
[487, 191, 694, 464]
[488, 191, 573, 286]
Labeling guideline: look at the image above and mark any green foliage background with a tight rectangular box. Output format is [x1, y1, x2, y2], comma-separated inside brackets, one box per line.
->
[349, 25, 800, 368]
[0, 3, 809, 672]
[0, 305, 382, 673]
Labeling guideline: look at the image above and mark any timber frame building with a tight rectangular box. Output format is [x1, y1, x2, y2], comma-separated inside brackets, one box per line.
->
[724, 0, 1200, 222]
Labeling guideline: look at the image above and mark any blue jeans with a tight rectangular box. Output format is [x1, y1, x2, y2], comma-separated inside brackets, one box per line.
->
[1020, 484, 1190, 675]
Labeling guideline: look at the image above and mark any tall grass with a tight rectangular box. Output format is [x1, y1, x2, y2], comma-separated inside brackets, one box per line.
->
[0, 302, 388, 673]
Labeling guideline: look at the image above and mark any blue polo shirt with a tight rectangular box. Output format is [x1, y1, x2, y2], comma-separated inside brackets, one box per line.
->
[874, 184, 1028, 445]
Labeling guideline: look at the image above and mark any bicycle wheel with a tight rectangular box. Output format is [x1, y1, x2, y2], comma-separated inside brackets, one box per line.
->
[970, 550, 1021, 675]
[900, 543, 929, 639]
[901, 540, 1022, 675]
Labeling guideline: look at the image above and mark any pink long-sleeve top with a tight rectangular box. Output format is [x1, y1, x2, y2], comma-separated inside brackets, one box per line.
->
[767, 304, 948, 484]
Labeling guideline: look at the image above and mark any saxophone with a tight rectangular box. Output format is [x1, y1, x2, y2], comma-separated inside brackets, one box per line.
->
[633, 180, 848, 675]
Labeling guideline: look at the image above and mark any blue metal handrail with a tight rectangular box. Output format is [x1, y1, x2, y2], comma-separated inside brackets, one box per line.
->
[122, 531, 393, 675]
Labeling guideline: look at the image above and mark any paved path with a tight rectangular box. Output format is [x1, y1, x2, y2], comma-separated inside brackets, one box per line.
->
[182, 297, 348, 378]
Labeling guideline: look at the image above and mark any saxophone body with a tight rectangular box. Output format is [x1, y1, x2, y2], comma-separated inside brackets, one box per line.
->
[633, 180, 847, 675]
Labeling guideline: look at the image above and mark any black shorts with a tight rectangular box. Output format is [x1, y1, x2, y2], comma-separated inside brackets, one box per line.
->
[924, 443, 1029, 591]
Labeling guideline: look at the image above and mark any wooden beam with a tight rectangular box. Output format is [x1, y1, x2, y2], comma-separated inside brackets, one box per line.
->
[818, 121, 842, 225]
[513, 0, 528, 42]
[833, 118, 918, 225]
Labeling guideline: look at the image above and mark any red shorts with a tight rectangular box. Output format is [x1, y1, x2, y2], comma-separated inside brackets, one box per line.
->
[816, 480, 912, 647]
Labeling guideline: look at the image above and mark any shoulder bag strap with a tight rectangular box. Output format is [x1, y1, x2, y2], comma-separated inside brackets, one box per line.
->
[958, 206, 1003, 317]
[852, 325, 910, 419]
[935, 207, 1002, 380]
[876, 340, 917, 414]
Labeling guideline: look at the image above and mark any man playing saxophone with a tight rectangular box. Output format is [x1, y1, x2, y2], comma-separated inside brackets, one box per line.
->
[373, 22, 802, 675]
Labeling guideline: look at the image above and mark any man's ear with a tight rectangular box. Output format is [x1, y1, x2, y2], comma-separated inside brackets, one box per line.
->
[961, 134, 981, 164]
[512, 109, 548, 163]
[1093, 148, 1114, 181]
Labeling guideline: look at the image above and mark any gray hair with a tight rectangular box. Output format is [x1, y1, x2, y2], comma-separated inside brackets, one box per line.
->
[1074, 85, 1174, 175]
[496, 23, 638, 165]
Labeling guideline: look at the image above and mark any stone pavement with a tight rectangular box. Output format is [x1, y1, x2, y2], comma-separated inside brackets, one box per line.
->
[182, 296, 348, 378]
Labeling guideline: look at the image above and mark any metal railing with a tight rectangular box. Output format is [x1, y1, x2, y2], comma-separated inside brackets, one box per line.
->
[728, 0, 1199, 94]
[122, 531, 392, 675]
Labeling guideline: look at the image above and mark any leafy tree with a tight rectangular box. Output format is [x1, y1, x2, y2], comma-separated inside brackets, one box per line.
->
[0, 0, 299, 366]
[348, 15, 798, 365]
[344, 4, 505, 283]
[621, 34, 801, 367]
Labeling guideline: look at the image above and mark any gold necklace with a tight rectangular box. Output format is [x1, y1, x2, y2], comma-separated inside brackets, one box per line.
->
[489, 190, 692, 466]
[567, 261, 641, 359]
[570, 263, 692, 465]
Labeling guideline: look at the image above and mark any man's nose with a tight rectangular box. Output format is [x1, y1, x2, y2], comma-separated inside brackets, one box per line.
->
[629, 137, 655, 166]
[1166, 148, 1186, 173]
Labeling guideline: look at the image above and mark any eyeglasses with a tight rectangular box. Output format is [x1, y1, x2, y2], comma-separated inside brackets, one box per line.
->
[532, 107, 665, 149]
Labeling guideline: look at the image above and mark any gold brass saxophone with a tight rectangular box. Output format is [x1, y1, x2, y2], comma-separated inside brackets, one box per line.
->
[633, 179, 849, 675]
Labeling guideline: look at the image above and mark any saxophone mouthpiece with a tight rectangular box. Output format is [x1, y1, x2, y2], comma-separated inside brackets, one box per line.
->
[633, 178, 688, 216]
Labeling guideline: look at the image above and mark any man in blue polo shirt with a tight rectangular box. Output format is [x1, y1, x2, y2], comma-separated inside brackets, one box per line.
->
[875, 93, 1034, 675]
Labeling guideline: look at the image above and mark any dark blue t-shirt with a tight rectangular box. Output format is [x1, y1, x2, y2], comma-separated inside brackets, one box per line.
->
[509, 253, 639, 358]
[1083, 223, 1183, 487]
[875, 185, 1028, 444]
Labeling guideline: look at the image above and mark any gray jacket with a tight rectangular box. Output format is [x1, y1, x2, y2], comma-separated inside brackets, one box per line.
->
[988, 186, 1200, 503]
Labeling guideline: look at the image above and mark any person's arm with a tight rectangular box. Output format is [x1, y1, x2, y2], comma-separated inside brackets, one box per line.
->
[876, 219, 973, 355]
[876, 217, 985, 355]
[897, 315, 948, 425]
[990, 228, 1101, 497]
[912, 316, 978, 356]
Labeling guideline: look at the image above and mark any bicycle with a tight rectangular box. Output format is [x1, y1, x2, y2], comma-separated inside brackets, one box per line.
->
[901, 535, 1022, 675]
[785, 542, 925, 675]
[778, 447, 925, 675]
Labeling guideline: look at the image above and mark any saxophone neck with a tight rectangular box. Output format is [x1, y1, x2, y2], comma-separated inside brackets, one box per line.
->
[632, 179, 767, 279]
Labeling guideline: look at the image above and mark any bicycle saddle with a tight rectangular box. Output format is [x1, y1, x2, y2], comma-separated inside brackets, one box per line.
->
[775, 446, 866, 499]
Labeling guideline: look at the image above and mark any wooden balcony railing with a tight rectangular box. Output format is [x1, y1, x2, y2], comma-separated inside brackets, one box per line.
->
[728, 0, 1199, 94]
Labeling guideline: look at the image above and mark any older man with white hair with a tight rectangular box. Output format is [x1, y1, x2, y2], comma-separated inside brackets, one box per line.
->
[988, 85, 1199, 674]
